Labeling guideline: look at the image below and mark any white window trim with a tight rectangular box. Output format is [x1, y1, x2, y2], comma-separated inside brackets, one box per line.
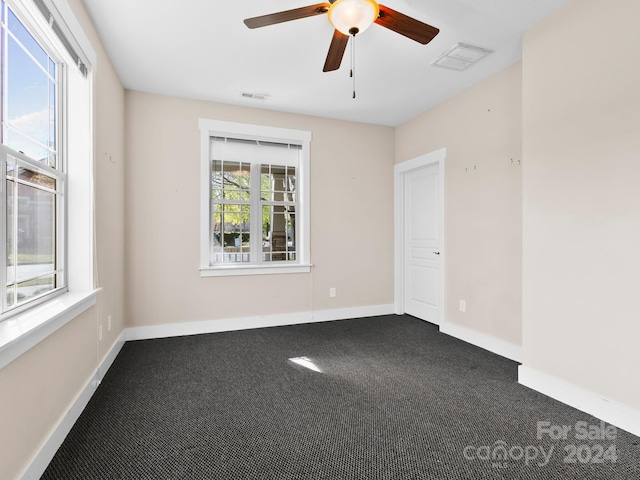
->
[0, 0, 97, 369]
[0, 290, 97, 370]
[199, 119, 312, 277]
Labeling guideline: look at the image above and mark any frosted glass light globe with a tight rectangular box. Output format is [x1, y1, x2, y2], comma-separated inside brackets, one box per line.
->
[328, 0, 379, 36]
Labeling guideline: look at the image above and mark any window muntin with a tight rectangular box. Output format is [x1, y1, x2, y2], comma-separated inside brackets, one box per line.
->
[2, 1, 58, 168]
[211, 158, 251, 264]
[200, 120, 311, 276]
[209, 138, 300, 266]
[261, 164, 297, 262]
[1, 1, 65, 317]
[212, 194, 251, 263]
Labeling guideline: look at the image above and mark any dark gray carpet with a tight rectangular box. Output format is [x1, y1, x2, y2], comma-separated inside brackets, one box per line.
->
[42, 315, 639, 479]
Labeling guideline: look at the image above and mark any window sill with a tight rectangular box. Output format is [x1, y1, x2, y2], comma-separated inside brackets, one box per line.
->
[0, 290, 99, 370]
[200, 263, 312, 277]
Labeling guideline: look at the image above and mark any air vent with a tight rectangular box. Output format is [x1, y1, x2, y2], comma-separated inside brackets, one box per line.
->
[431, 43, 492, 71]
[241, 92, 269, 101]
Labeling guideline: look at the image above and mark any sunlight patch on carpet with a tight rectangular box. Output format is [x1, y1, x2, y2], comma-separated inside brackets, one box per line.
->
[288, 356, 322, 373]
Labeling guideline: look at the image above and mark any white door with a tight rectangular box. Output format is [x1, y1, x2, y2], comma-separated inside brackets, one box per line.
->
[403, 163, 441, 323]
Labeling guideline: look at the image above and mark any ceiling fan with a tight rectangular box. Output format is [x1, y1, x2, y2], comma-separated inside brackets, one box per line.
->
[244, 0, 440, 73]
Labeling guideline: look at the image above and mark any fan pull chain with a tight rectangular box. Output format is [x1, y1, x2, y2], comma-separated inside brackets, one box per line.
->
[350, 33, 356, 99]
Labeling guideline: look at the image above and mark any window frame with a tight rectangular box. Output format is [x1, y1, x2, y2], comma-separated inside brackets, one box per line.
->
[199, 119, 311, 277]
[0, 0, 68, 318]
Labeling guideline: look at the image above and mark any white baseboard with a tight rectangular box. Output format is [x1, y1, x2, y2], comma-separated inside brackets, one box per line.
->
[439, 321, 522, 362]
[21, 330, 126, 480]
[126, 304, 396, 341]
[518, 365, 640, 438]
[97, 332, 126, 384]
[311, 304, 396, 323]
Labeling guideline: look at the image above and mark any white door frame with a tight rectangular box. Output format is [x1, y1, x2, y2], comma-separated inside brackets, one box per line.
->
[394, 148, 446, 324]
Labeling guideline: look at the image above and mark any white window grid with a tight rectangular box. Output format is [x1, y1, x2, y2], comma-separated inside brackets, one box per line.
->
[0, 147, 66, 313]
[199, 119, 311, 277]
[260, 163, 297, 262]
[209, 159, 299, 265]
[1, 0, 60, 169]
[0, 0, 68, 319]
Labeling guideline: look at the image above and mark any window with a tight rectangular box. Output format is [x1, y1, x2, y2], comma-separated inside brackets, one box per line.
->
[200, 119, 311, 276]
[0, 0, 93, 322]
[1, 0, 66, 316]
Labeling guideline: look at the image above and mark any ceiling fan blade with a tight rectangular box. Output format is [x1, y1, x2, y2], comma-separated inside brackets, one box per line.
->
[375, 4, 439, 44]
[323, 29, 349, 72]
[244, 4, 331, 29]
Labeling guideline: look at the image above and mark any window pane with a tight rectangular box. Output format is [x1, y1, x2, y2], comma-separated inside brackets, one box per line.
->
[271, 165, 286, 193]
[261, 164, 296, 202]
[262, 205, 296, 262]
[3, 128, 50, 163]
[7, 274, 55, 307]
[19, 274, 56, 298]
[5, 285, 19, 308]
[6, 179, 15, 283]
[49, 78, 56, 152]
[223, 162, 250, 200]
[3, 8, 56, 167]
[16, 183, 55, 280]
[17, 166, 56, 189]
[211, 203, 250, 264]
[7, 9, 48, 69]
[260, 164, 271, 201]
[212, 202, 222, 247]
[211, 160, 223, 200]
[6, 37, 50, 149]
[211, 160, 250, 201]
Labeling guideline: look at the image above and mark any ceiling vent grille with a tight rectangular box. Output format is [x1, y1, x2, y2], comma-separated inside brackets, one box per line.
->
[241, 92, 269, 101]
[431, 43, 492, 71]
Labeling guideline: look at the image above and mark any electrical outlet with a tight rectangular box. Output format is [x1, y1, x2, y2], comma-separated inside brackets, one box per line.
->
[459, 300, 466, 313]
[329, 287, 336, 298]
[98, 325, 103, 341]
[107, 315, 112, 332]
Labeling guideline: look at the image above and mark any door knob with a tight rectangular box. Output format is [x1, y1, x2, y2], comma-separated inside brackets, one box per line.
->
[433, 251, 440, 255]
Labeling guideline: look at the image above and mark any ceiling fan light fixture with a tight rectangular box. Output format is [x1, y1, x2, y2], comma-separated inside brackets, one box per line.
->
[328, 0, 379, 36]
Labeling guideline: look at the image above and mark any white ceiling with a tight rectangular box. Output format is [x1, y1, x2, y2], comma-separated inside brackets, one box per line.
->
[81, 0, 569, 127]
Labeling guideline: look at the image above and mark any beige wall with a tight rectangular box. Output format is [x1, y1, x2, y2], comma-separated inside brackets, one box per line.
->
[395, 63, 523, 346]
[0, 309, 96, 479]
[124, 92, 395, 328]
[0, 0, 126, 477]
[92, 8, 126, 361]
[7, 0, 640, 477]
[522, 0, 640, 409]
